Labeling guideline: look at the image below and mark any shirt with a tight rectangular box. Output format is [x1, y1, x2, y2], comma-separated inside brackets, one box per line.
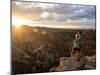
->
[73, 34, 81, 48]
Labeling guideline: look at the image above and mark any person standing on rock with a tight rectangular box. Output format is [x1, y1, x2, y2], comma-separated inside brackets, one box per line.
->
[71, 31, 82, 61]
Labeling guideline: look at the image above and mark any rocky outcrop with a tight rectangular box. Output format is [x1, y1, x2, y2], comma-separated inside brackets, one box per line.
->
[84, 55, 96, 70]
[50, 55, 96, 72]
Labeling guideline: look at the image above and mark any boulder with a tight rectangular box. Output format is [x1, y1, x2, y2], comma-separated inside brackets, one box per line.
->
[84, 55, 96, 69]
[50, 55, 96, 72]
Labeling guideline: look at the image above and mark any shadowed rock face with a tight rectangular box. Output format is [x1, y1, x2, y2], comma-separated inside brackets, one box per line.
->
[50, 55, 96, 72]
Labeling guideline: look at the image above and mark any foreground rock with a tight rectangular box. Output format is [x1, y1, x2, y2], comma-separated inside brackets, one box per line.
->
[84, 55, 96, 70]
[50, 55, 96, 72]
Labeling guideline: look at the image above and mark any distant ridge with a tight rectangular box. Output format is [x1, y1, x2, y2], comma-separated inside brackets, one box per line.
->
[12, 24, 96, 30]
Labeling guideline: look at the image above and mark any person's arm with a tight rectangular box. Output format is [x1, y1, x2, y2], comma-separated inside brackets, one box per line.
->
[77, 34, 80, 40]
[73, 39, 76, 48]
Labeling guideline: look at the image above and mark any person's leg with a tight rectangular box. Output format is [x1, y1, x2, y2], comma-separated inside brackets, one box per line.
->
[79, 50, 80, 59]
[77, 51, 79, 60]
[77, 49, 80, 61]
[76, 50, 78, 61]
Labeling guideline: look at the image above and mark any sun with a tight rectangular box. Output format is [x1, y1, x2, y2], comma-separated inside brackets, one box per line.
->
[12, 17, 33, 27]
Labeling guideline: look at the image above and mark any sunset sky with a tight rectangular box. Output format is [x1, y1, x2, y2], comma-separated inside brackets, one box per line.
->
[12, 0, 96, 29]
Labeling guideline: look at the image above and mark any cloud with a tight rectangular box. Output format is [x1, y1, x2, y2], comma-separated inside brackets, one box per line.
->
[40, 11, 50, 19]
[71, 6, 96, 20]
[40, 11, 68, 21]
[39, 4, 96, 23]
[12, 1, 96, 26]
[12, 1, 43, 20]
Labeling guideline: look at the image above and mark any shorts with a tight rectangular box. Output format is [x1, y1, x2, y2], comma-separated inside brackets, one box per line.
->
[73, 47, 80, 52]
